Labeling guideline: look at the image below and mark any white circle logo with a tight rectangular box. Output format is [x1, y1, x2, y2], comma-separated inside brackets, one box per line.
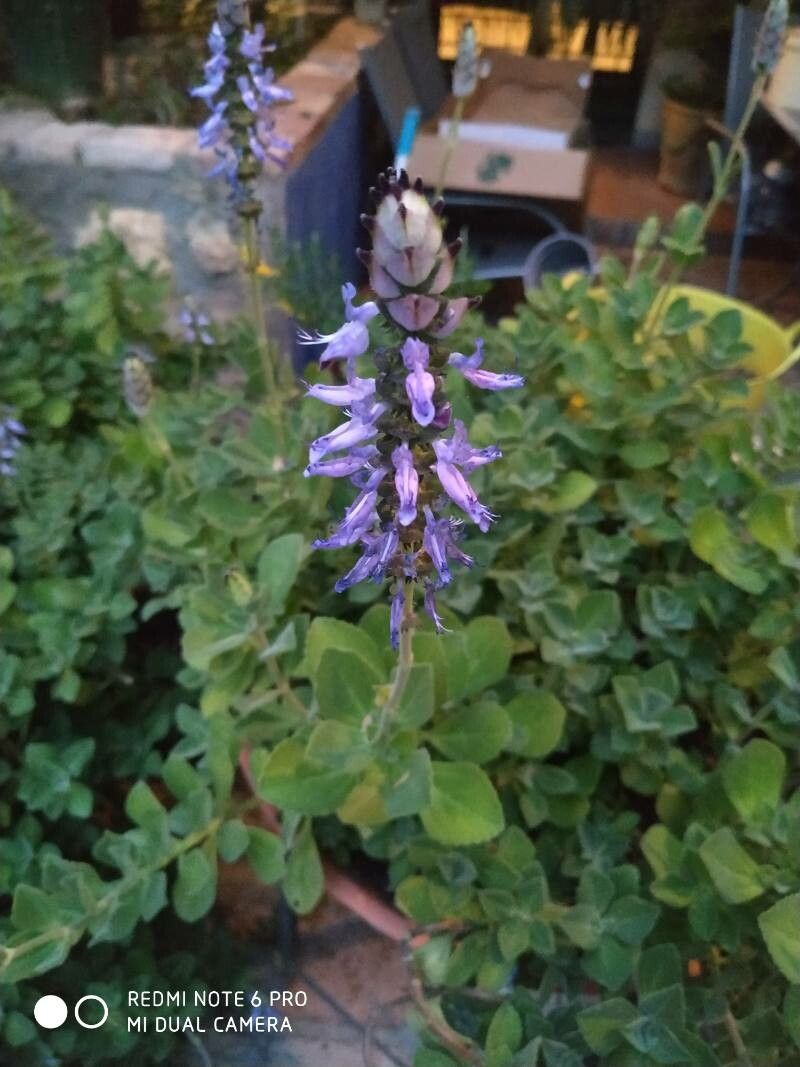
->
[33, 995, 69, 1030]
[74, 995, 109, 1030]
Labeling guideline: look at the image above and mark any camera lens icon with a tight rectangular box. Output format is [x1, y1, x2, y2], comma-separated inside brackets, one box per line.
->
[33, 994, 109, 1030]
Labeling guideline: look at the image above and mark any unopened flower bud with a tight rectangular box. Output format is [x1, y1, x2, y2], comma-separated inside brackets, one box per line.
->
[452, 22, 480, 98]
[226, 568, 253, 606]
[753, 0, 789, 75]
[123, 356, 153, 418]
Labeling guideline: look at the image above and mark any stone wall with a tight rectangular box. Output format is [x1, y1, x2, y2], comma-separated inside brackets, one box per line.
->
[0, 18, 381, 327]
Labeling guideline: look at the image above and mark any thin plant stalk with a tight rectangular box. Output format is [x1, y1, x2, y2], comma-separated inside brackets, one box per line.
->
[435, 96, 465, 200]
[644, 73, 767, 344]
[243, 214, 277, 396]
[377, 582, 416, 738]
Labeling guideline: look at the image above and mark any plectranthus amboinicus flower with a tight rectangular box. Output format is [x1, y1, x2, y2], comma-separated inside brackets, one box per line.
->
[191, 1, 292, 216]
[302, 170, 524, 647]
[0, 410, 26, 477]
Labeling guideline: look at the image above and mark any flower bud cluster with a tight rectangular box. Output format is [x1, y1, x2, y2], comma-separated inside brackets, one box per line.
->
[302, 170, 523, 646]
[191, 1, 292, 216]
[753, 0, 789, 75]
[452, 22, 480, 99]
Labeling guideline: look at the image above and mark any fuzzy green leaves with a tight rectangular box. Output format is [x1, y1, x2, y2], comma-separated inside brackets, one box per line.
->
[421, 763, 505, 846]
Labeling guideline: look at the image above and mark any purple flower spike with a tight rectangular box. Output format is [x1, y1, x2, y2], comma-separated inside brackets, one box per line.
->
[392, 444, 419, 526]
[304, 169, 512, 650]
[449, 339, 525, 390]
[390, 585, 406, 649]
[191, 14, 292, 212]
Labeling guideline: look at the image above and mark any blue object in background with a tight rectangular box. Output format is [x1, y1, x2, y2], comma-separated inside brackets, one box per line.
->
[285, 92, 365, 285]
[394, 106, 421, 172]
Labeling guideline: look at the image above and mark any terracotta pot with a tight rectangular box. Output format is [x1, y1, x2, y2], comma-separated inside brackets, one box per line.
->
[238, 749, 412, 942]
[658, 96, 708, 197]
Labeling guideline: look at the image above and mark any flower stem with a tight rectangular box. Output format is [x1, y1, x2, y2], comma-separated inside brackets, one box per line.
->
[243, 215, 277, 395]
[377, 582, 416, 737]
[435, 96, 465, 200]
[723, 1005, 755, 1067]
[643, 74, 766, 345]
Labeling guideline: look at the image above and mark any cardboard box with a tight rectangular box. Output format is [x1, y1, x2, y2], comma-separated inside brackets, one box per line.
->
[409, 51, 591, 202]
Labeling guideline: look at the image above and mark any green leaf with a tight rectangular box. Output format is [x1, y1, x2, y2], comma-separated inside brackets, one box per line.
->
[5, 1011, 36, 1047]
[124, 780, 165, 827]
[558, 904, 603, 950]
[383, 748, 432, 818]
[698, 828, 764, 904]
[429, 703, 511, 764]
[605, 895, 660, 945]
[689, 506, 767, 594]
[421, 762, 505, 845]
[305, 617, 384, 679]
[246, 827, 285, 883]
[622, 1016, 691, 1064]
[578, 998, 638, 1055]
[505, 690, 566, 757]
[759, 894, 800, 983]
[620, 442, 671, 469]
[722, 739, 786, 822]
[257, 533, 306, 614]
[541, 470, 598, 513]
[637, 945, 682, 995]
[450, 617, 513, 699]
[397, 663, 436, 727]
[783, 986, 800, 1049]
[173, 848, 217, 923]
[315, 648, 381, 723]
[250, 739, 358, 815]
[746, 493, 796, 558]
[485, 1002, 523, 1058]
[283, 822, 323, 915]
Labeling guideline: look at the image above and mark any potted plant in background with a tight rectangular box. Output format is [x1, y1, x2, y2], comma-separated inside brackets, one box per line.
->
[658, 71, 722, 195]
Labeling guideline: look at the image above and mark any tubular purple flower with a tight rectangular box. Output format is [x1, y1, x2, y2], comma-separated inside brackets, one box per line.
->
[305, 377, 376, 407]
[304, 169, 514, 645]
[298, 283, 379, 368]
[313, 488, 378, 548]
[423, 507, 452, 585]
[307, 403, 384, 464]
[393, 444, 419, 526]
[449, 339, 525, 390]
[0, 410, 26, 477]
[405, 364, 436, 427]
[390, 585, 406, 649]
[334, 542, 381, 591]
[437, 419, 501, 472]
[424, 583, 447, 633]
[433, 444, 495, 532]
[304, 447, 377, 479]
